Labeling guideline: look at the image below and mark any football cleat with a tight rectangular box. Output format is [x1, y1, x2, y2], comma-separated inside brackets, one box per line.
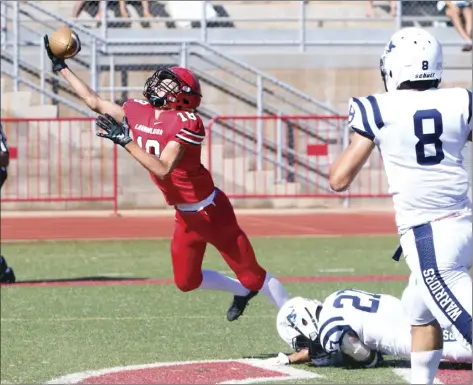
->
[0, 256, 16, 284]
[227, 290, 259, 322]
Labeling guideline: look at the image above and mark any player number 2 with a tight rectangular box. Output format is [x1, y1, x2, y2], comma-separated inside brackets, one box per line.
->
[413, 109, 444, 166]
[177, 112, 197, 122]
[333, 289, 381, 313]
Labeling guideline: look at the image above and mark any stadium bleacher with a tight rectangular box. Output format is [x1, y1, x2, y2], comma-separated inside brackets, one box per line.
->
[0, 1, 470, 212]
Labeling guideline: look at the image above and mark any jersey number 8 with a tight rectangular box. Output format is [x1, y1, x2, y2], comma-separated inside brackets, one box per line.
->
[413, 109, 444, 166]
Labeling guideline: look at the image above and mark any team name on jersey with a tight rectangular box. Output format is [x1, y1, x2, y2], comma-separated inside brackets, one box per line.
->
[423, 269, 463, 322]
[442, 329, 456, 342]
[134, 124, 163, 136]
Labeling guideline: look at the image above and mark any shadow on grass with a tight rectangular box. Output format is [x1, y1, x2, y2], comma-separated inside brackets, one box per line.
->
[16, 276, 150, 284]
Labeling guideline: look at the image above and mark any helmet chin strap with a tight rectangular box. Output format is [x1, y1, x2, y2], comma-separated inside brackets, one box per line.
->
[148, 94, 167, 107]
[382, 76, 389, 92]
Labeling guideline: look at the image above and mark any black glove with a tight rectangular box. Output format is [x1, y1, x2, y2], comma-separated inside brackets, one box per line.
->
[96, 114, 133, 147]
[43, 31, 82, 72]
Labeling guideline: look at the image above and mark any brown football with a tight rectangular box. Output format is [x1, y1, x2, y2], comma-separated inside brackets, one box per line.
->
[48, 27, 80, 59]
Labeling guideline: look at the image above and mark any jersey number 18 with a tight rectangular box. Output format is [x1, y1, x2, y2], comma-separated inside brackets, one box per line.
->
[413, 109, 444, 166]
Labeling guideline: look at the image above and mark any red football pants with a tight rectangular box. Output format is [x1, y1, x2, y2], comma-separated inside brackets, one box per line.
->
[171, 189, 267, 292]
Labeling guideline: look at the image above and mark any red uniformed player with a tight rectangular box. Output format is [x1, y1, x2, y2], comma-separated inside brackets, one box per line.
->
[44, 33, 289, 320]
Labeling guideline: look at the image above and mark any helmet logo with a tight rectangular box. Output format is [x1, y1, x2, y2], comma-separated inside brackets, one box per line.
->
[386, 41, 396, 53]
[287, 309, 296, 323]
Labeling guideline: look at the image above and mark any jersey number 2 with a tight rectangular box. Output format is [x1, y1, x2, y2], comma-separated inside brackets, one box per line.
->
[413, 109, 444, 166]
[333, 289, 381, 313]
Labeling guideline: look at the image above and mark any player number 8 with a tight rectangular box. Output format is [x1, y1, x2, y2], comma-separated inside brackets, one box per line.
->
[413, 109, 444, 166]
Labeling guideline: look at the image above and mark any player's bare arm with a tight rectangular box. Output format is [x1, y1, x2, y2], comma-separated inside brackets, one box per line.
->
[125, 140, 184, 179]
[59, 67, 124, 121]
[95, 114, 184, 179]
[329, 132, 375, 192]
[43, 34, 124, 121]
[287, 349, 310, 364]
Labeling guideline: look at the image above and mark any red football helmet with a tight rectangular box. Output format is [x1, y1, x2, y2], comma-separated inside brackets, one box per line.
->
[143, 66, 202, 110]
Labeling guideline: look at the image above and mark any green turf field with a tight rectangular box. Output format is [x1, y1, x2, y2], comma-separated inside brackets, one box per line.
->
[1, 236, 418, 384]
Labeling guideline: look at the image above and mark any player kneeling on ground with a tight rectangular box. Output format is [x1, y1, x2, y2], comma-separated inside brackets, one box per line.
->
[268, 289, 471, 368]
[43, 31, 289, 321]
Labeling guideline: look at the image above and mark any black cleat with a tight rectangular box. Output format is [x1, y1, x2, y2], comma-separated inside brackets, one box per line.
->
[227, 290, 259, 322]
[0, 256, 16, 284]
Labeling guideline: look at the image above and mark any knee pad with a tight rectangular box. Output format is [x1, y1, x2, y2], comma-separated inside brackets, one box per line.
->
[174, 273, 202, 293]
[236, 269, 266, 292]
[402, 275, 436, 326]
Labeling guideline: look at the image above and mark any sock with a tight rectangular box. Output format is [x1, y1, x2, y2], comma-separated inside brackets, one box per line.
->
[260, 273, 290, 309]
[410, 349, 443, 384]
[199, 269, 250, 296]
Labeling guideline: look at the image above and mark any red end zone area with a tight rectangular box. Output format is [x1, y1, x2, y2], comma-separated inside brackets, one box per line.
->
[1, 212, 397, 241]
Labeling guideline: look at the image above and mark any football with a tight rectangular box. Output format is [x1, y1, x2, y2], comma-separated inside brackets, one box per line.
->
[48, 26, 80, 59]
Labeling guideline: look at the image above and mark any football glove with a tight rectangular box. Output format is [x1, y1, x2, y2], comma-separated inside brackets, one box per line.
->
[264, 352, 290, 366]
[96, 114, 133, 147]
[43, 32, 82, 72]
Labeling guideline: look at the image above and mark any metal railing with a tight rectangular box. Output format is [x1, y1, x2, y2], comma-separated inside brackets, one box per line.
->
[0, 117, 119, 212]
[0, 116, 391, 212]
[1, 1, 346, 178]
[11, 1, 468, 50]
[2, 1, 340, 115]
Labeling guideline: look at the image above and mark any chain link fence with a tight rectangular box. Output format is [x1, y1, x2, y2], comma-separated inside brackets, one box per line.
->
[400, 0, 463, 27]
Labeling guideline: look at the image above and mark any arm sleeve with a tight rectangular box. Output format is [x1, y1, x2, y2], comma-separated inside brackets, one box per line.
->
[348, 96, 385, 143]
[318, 315, 354, 355]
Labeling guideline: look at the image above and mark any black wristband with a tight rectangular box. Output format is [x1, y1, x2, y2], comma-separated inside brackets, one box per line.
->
[52, 60, 67, 73]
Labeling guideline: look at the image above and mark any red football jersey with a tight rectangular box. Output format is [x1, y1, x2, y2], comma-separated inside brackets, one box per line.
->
[123, 98, 215, 205]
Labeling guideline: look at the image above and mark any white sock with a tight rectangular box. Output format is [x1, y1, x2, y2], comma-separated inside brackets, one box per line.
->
[260, 273, 290, 309]
[410, 349, 443, 384]
[199, 269, 250, 296]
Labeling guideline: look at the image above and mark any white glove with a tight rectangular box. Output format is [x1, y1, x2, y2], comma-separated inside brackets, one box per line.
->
[265, 352, 290, 366]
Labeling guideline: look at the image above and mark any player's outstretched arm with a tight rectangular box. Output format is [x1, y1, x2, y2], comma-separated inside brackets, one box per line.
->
[125, 140, 184, 179]
[95, 114, 184, 178]
[43, 34, 124, 121]
[329, 132, 375, 192]
[264, 350, 309, 366]
[60, 67, 124, 121]
[287, 349, 310, 364]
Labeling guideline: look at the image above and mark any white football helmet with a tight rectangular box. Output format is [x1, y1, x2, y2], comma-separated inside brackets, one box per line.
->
[380, 27, 443, 92]
[276, 297, 324, 354]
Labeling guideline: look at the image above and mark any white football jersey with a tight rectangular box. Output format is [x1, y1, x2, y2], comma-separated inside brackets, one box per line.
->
[348, 88, 472, 234]
[318, 289, 471, 363]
